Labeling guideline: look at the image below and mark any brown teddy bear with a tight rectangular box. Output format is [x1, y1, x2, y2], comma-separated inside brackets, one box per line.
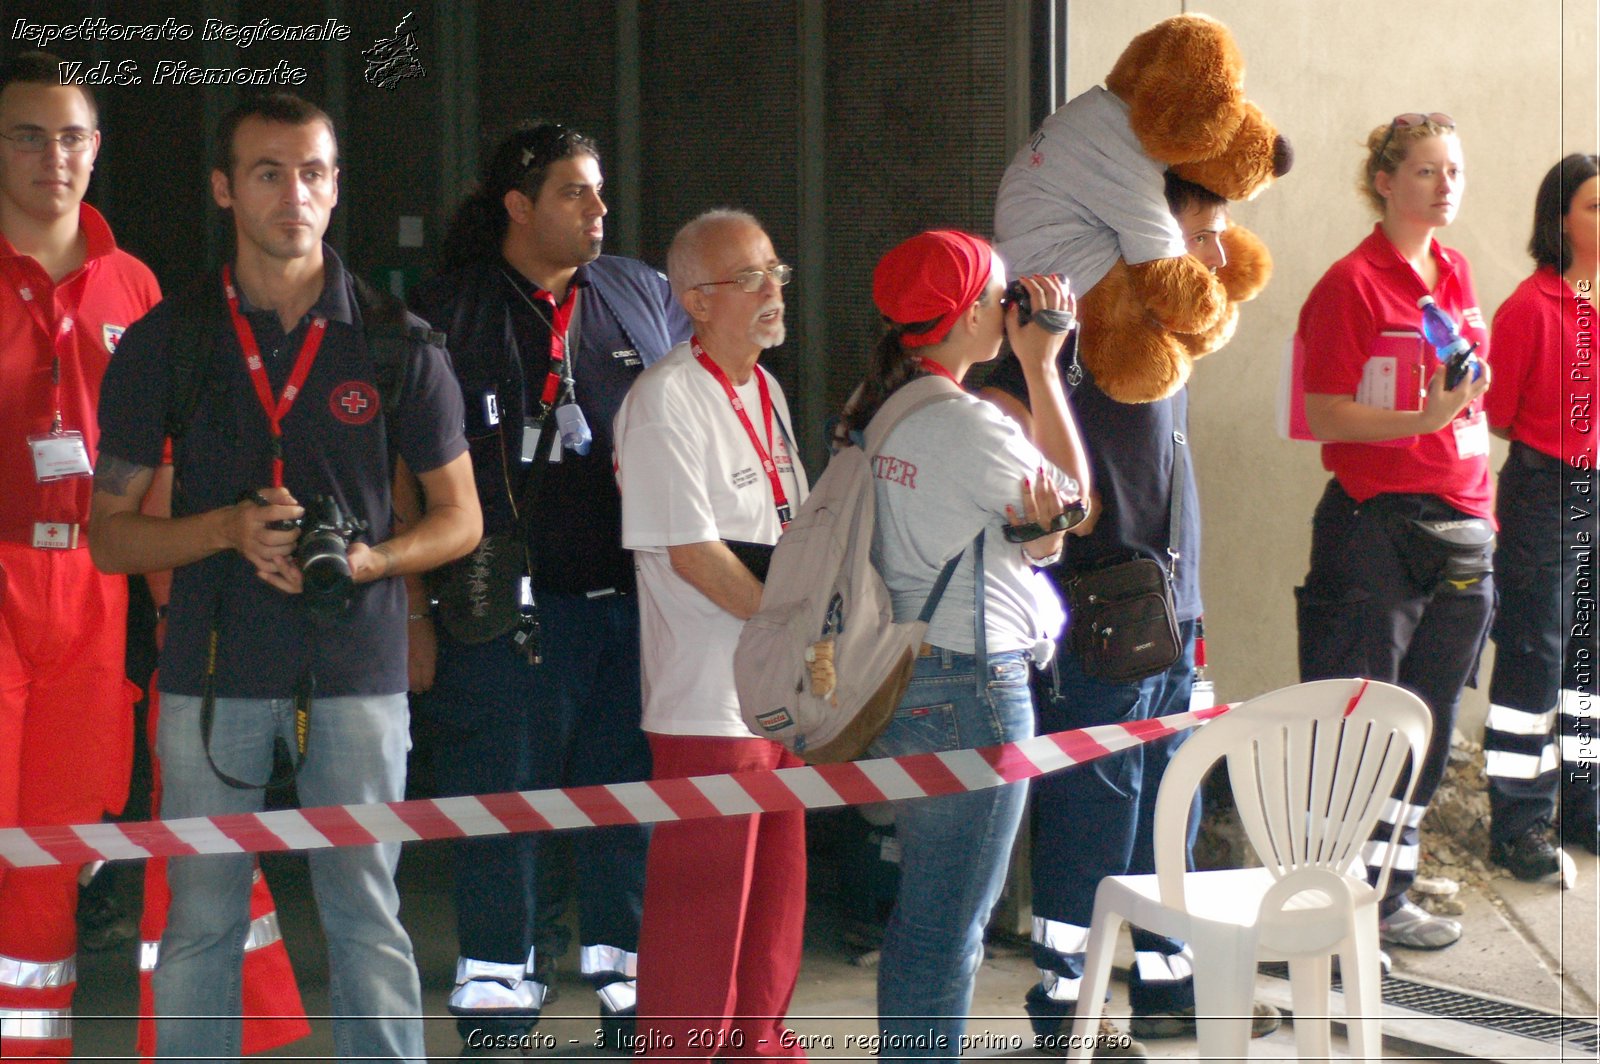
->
[995, 13, 1290, 403]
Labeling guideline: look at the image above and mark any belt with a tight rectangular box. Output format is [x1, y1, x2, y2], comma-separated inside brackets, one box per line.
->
[0, 521, 84, 550]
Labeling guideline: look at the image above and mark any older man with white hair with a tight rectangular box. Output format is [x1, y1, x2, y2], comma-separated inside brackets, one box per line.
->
[614, 209, 810, 1061]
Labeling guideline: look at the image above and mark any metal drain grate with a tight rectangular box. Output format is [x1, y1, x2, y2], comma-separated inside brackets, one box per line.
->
[1259, 962, 1600, 1052]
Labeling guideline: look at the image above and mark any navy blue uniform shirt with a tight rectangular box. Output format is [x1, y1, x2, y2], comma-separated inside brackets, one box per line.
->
[98, 248, 467, 697]
[413, 255, 689, 595]
[984, 339, 1202, 622]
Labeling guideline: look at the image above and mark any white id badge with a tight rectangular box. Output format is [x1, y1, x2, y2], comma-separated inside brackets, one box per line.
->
[520, 418, 542, 464]
[1453, 410, 1490, 459]
[29, 431, 93, 482]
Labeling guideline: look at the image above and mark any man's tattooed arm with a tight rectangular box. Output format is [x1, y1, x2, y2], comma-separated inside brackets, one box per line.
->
[94, 455, 153, 497]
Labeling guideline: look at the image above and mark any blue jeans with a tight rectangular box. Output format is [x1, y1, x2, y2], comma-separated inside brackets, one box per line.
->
[1028, 622, 1198, 1017]
[152, 691, 423, 1063]
[870, 648, 1034, 1061]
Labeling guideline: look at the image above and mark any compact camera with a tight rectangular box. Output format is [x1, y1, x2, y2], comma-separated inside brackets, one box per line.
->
[1000, 274, 1066, 328]
[269, 494, 370, 616]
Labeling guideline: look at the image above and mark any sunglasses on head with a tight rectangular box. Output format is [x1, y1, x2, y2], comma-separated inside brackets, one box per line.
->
[1376, 112, 1455, 159]
[516, 123, 572, 173]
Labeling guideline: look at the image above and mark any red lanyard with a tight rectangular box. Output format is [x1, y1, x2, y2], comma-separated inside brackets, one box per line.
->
[498, 268, 577, 407]
[693, 337, 792, 527]
[12, 265, 92, 432]
[223, 265, 328, 488]
[916, 356, 964, 387]
[534, 286, 576, 406]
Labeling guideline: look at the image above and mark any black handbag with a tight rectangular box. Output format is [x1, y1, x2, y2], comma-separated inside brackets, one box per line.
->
[429, 531, 530, 644]
[1064, 430, 1188, 684]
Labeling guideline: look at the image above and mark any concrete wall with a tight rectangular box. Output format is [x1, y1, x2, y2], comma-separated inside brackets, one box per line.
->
[1065, 0, 1599, 735]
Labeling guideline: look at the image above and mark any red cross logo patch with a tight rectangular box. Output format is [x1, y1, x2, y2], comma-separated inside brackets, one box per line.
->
[330, 380, 380, 425]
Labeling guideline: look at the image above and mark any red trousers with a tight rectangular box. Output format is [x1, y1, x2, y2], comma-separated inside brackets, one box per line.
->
[0, 544, 134, 1063]
[636, 733, 808, 1062]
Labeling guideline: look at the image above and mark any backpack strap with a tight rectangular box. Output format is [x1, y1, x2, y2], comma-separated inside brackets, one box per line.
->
[162, 273, 229, 445]
[863, 375, 965, 455]
[162, 271, 441, 445]
[349, 272, 444, 421]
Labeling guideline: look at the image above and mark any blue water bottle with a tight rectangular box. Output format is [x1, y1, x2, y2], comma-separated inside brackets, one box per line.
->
[1417, 295, 1481, 390]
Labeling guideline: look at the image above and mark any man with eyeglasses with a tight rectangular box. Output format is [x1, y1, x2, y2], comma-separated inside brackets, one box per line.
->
[0, 51, 160, 1062]
[614, 209, 810, 1059]
[409, 122, 689, 1052]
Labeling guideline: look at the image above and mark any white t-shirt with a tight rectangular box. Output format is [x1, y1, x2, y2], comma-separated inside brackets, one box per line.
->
[615, 341, 809, 737]
[870, 390, 1067, 657]
[994, 86, 1186, 292]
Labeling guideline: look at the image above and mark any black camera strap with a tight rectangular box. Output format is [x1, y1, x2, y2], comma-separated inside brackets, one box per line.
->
[198, 614, 311, 791]
[500, 279, 586, 663]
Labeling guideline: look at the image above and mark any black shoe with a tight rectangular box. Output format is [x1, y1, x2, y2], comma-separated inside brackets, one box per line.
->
[1491, 824, 1563, 881]
[1025, 983, 1074, 1041]
[598, 1009, 636, 1052]
[1129, 1001, 1282, 1040]
[1024, 985, 1148, 1059]
[76, 891, 137, 951]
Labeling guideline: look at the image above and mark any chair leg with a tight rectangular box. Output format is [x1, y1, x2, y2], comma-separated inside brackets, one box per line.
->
[1189, 928, 1255, 1062]
[1341, 911, 1386, 1063]
[1065, 909, 1124, 1063]
[1287, 954, 1332, 1060]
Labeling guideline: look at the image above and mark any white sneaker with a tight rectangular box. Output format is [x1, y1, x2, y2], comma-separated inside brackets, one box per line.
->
[447, 957, 547, 1017]
[1379, 898, 1461, 950]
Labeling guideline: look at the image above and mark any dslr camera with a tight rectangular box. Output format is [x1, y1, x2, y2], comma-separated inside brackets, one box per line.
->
[268, 494, 370, 616]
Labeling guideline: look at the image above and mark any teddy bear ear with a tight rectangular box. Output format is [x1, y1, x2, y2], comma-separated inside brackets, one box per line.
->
[1171, 101, 1293, 200]
[1106, 14, 1247, 165]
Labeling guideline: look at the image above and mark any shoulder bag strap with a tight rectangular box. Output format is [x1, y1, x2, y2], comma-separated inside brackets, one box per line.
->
[1167, 428, 1187, 581]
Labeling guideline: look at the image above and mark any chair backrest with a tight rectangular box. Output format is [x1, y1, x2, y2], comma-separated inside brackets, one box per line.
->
[1152, 678, 1433, 911]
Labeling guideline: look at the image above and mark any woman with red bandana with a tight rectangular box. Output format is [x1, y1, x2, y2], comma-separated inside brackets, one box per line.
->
[836, 230, 1088, 1060]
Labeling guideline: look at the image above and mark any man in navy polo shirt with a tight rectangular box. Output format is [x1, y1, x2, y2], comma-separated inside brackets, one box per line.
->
[408, 122, 688, 1051]
[89, 92, 479, 1061]
[986, 173, 1279, 1055]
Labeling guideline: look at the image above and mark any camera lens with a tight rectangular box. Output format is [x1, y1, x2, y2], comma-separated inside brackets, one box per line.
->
[298, 532, 355, 615]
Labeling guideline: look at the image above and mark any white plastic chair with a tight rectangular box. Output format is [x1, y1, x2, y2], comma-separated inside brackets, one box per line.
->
[1065, 678, 1432, 1062]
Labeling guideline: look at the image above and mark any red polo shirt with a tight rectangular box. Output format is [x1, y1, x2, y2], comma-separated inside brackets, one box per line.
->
[0, 203, 160, 541]
[1298, 224, 1492, 517]
[1484, 266, 1596, 467]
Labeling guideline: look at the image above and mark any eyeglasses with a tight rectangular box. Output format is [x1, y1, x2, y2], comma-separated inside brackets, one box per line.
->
[1, 129, 95, 153]
[698, 264, 794, 293]
[1375, 112, 1455, 160]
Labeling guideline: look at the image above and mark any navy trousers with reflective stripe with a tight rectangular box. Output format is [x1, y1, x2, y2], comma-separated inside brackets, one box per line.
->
[1297, 481, 1494, 911]
[1486, 448, 1600, 843]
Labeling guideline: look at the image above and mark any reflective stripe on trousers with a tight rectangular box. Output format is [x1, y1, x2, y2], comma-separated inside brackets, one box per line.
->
[140, 910, 283, 972]
[0, 1006, 71, 1041]
[0, 954, 75, 991]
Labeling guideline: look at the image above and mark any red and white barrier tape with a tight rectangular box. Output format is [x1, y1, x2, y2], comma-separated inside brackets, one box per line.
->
[0, 703, 1232, 870]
